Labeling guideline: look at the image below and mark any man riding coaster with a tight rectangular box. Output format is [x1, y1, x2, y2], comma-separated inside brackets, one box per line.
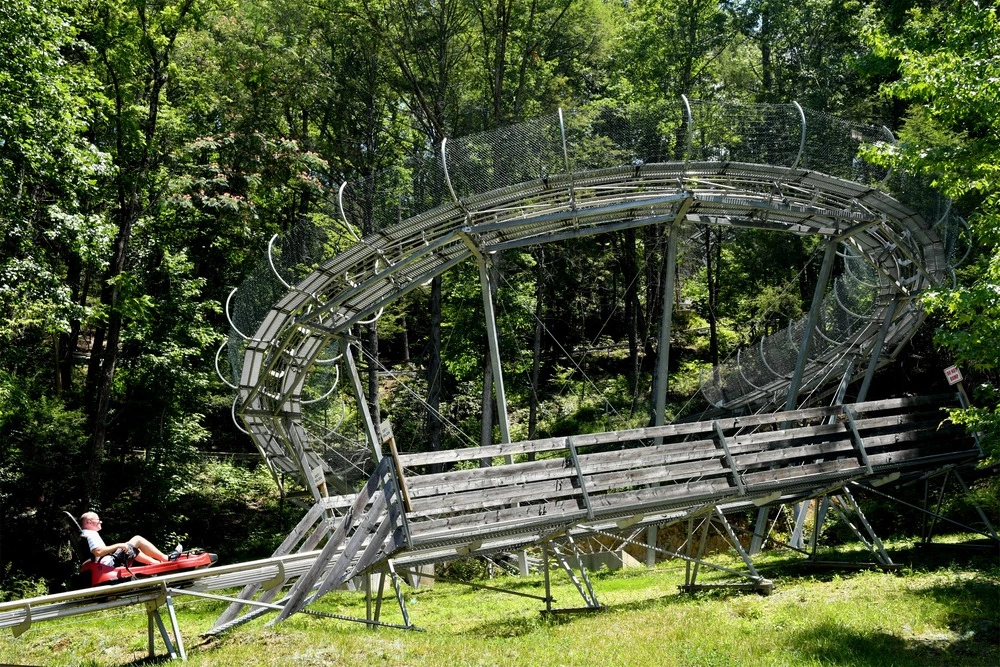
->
[78, 511, 182, 568]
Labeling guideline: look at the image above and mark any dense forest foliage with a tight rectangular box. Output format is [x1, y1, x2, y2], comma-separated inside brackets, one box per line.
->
[1, 0, 997, 596]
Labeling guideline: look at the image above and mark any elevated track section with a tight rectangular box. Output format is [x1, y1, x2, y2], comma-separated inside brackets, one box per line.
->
[223, 99, 962, 501]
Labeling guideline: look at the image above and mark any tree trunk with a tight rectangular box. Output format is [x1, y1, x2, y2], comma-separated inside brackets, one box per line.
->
[426, 276, 443, 471]
[366, 322, 381, 429]
[479, 357, 494, 467]
[528, 247, 544, 446]
[705, 226, 719, 368]
[619, 230, 641, 413]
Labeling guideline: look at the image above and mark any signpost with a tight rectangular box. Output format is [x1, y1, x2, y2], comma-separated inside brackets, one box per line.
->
[944, 365, 970, 406]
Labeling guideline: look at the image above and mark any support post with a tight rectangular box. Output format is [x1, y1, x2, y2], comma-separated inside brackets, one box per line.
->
[648, 219, 684, 564]
[713, 508, 761, 580]
[785, 241, 838, 412]
[653, 217, 684, 431]
[459, 235, 512, 447]
[645, 525, 658, 567]
[953, 471, 999, 540]
[841, 488, 893, 565]
[542, 542, 553, 613]
[749, 506, 769, 555]
[460, 233, 528, 575]
[858, 297, 899, 402]
[165, 595, 187, 661]
[791, 501, 810, 551]
[374, 569, 387, 624]
[388, 562, 412, 628]
[344, 339, 384, 462]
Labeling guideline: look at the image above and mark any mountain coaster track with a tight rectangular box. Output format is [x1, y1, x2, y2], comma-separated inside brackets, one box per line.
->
[2, 100, 992, 660]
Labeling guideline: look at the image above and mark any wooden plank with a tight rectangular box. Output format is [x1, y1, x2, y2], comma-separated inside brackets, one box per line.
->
[406, 445, 728, 514]
[404, 440, 720, 499]
[408, 454, 739, 520]
[407, 476, 581, 517]
[408, 479, 734, 543]
[735, 439, 857, 470]
[406, 457, 572, 496]
[740, 444, 975, 487]
[725, 412, 944, 452]
[406, 425, 974, 520]
[585, 462, 732, 493]
[396, 394, 960, 469]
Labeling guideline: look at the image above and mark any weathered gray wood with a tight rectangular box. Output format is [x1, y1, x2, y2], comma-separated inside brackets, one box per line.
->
[212, 500, 329, 629]
[585, 463, 731, 494]
[740, 444, 976, 487]
[405, 421, 974, 522]
[314, 502, 396, 600]
[725, 412, 944, 452]
[408, 479, 734, 543]
[735, 439, 857, 470]
[405, 440, 720, 499]
[397, 394, 958, 469]
[272, 459, 391, 623]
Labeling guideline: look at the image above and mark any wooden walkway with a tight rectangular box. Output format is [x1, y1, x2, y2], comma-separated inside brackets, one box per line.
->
[393, 393, 977, 554]
[237, 392, 979, 626]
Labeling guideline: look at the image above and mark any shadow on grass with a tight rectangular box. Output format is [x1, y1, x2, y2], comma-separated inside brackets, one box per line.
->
[749, 538, 999, 583]
[912, 576, 1000, 639]
[458, 588, 696, 639]
[789, 620, 996, 666]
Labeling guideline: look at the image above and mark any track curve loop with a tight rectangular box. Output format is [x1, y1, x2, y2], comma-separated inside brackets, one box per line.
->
[227, 100, 960, 499]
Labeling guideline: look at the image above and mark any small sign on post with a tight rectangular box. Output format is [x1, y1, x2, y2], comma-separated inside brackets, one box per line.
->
[944, 365, 971, 408]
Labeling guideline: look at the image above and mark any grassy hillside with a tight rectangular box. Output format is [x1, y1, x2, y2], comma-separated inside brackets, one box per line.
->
[1, 537, 997, 666]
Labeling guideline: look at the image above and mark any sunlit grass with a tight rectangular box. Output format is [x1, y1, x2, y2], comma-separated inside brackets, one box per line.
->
[1, 538, 997, 666]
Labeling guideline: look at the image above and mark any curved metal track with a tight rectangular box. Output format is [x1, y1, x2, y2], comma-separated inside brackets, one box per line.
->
[230, 102, 956, 499]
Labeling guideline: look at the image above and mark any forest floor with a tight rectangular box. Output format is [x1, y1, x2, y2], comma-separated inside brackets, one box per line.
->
[1, 535, 997, 666]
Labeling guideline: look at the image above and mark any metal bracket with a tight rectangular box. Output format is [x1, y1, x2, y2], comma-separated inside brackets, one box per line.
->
[713, 421, 746, 495]
[566, 436, 594, 518]
[11, 603, 30, 638]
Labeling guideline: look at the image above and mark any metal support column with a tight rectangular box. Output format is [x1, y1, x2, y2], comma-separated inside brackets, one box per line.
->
[841, 488, 893, 565]
[648, 222, 683, 564]
[653, 216, 685, 429]
[785, 241, 838, 412]
[954, 471, 999, 540]
[542, 541, 553, 613]
[460, 235, 512, 447]
[388, 562, 413, 629]
[713, 508, 761, 580]
[344, 339, 384, 462]
[749, 506, 770, 555]
[460, 233, 528, 575]
[858, 298, 899, 402]
[165, 595, 187, 661]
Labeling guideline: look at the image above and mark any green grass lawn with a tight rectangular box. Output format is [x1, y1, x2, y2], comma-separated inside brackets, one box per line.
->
[2, 539, 997, 666]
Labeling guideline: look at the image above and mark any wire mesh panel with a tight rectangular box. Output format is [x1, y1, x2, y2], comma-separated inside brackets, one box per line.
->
[700, 244, 887, 410]
[563, 102, 688, 169]
[689, 101, 804, 167]
[446, 114, 566, 199]
[801, 108, 893, 185]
